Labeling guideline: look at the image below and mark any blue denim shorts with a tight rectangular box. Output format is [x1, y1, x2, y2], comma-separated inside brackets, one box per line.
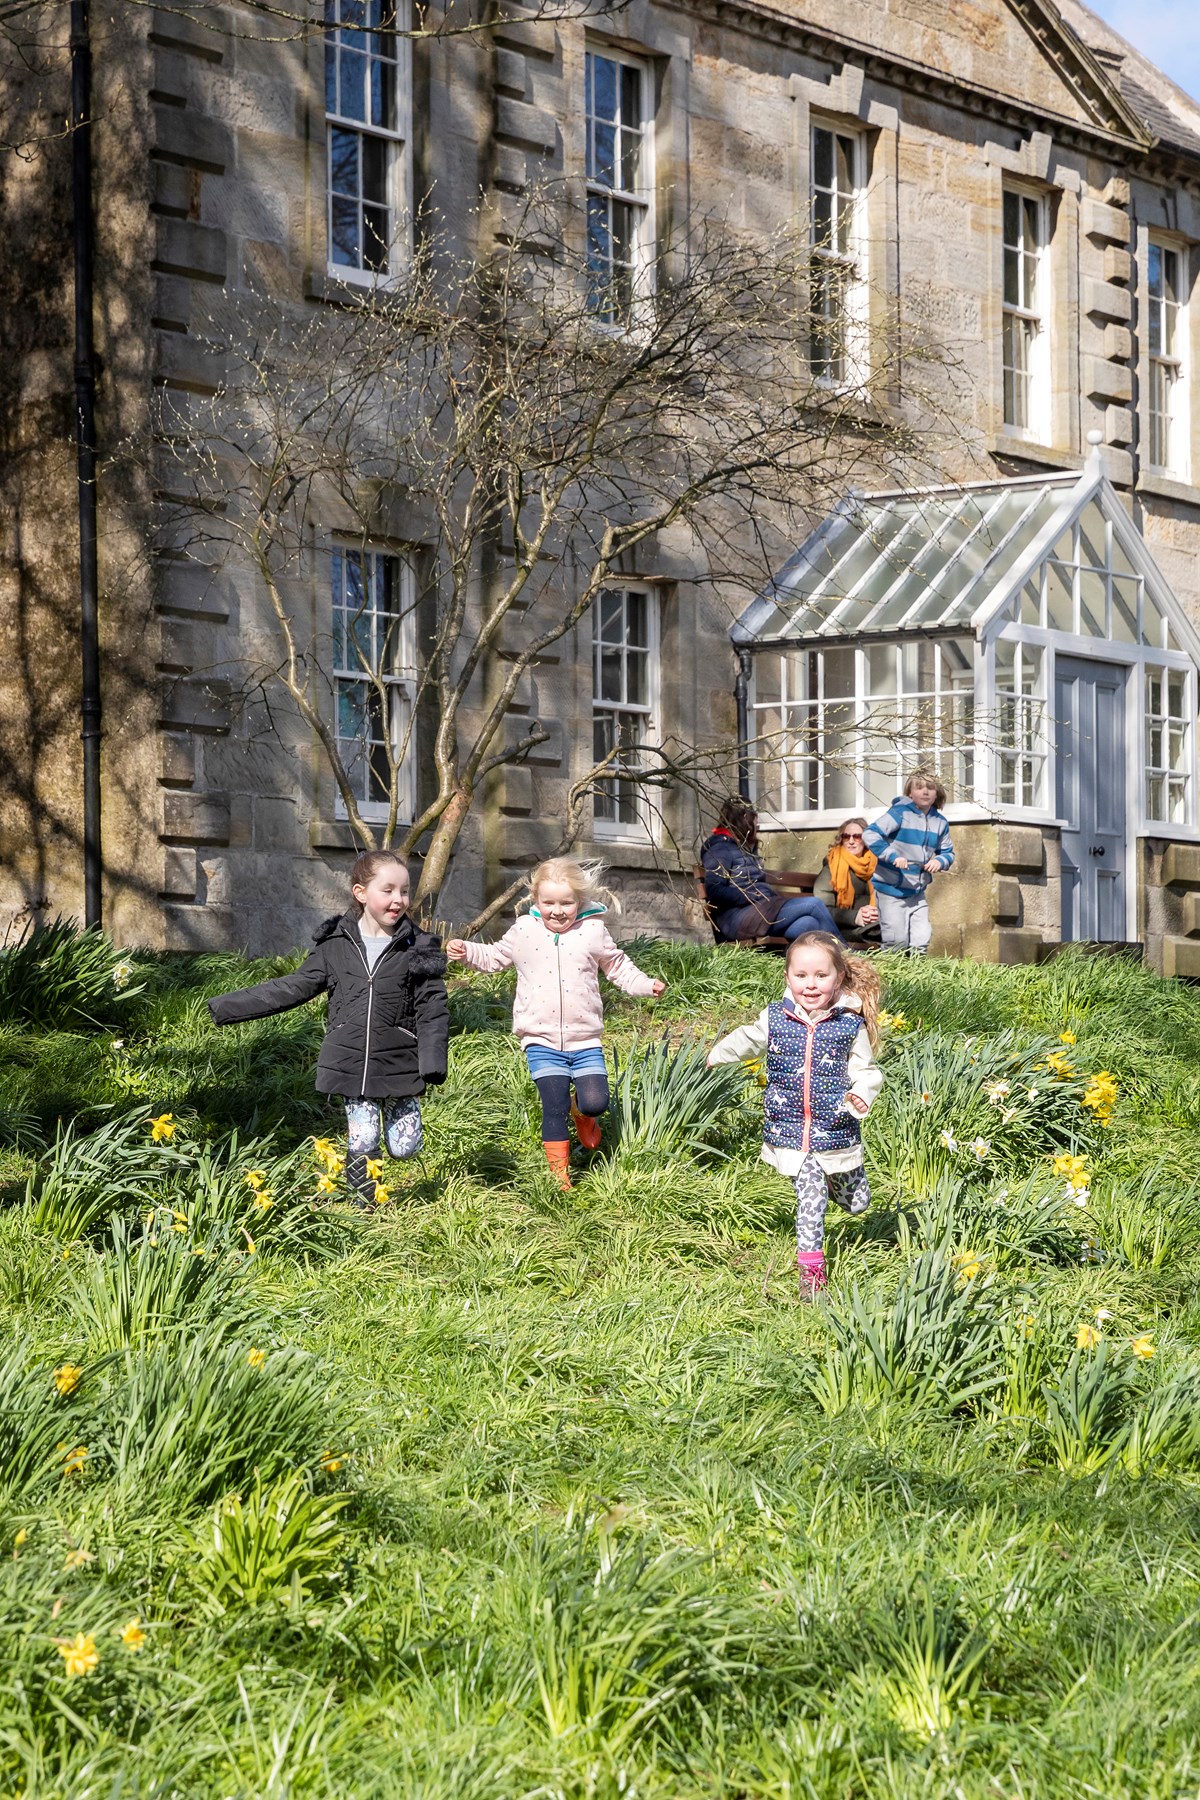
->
[524, 1044, 609, 1083]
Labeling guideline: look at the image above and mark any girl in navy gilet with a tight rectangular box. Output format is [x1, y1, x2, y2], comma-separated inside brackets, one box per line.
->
[708, 932, 883, 1297]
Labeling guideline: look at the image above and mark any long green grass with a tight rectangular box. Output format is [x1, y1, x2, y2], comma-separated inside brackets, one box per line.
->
[1, 938, 1200, 1794]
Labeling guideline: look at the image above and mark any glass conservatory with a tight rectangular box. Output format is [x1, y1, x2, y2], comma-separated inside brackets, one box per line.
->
[732, 445, 1200, 944]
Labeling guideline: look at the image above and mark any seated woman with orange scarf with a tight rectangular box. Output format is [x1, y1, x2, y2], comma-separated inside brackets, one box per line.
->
[813, 817, 881, 943]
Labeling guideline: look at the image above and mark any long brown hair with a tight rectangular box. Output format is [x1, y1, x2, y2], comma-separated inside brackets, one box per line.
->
[716, 796, 758, 849]
[785, 931, 883, 1047]
[348, 849, 407, 918]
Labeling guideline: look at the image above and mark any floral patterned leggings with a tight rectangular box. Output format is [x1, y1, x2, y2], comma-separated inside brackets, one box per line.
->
[792, 1154, 870, 1253]
[344, 1096, 424, 1160]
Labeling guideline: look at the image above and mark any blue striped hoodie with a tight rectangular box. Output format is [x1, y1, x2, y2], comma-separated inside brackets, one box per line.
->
[864, 796, 954, 898]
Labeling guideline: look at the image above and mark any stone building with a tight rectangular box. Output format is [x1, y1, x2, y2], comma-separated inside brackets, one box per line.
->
[4, 0, 1200, 967]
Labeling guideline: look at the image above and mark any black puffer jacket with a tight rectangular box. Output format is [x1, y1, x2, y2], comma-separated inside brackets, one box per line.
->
[208, 909, 449, 1099]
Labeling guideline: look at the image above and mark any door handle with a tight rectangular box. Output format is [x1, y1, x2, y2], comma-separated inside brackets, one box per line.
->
[1088, 846, 1106, 857]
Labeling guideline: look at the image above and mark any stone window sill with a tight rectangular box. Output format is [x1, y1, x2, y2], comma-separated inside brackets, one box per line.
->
[988, 435, 1082, 473]
[1137, 471, 1200, 507]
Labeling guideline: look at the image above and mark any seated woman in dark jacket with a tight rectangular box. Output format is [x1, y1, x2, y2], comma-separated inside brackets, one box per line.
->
[700, 798, 841, 943]
[813, 817, 881, 943]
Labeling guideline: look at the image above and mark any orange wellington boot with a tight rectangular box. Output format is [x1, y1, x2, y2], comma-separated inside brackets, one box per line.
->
[570, 1104, 602, 1151]
[542, 1140, 572, 1189]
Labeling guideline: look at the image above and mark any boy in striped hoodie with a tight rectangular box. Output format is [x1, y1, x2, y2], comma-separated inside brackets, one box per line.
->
[864, 770, 954, 955]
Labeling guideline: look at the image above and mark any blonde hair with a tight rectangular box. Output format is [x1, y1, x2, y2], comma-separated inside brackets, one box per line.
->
[527, 856, 611, 911]
[785, 931, 883, 1048]
[828, 816, 869, 851]
[904, 768, 947, 809]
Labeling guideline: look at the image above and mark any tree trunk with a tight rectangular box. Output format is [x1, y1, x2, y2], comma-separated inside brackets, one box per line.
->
[413, 787, 472, 910]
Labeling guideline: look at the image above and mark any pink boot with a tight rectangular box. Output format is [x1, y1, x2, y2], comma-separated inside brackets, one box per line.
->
[797, 1251, 826, 1299]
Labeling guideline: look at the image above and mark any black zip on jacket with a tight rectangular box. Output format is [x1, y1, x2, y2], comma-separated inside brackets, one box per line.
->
[207, 909, 449, 1100]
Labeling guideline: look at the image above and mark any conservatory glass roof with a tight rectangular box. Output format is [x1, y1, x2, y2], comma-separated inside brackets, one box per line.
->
[734, 473, 1082, 644]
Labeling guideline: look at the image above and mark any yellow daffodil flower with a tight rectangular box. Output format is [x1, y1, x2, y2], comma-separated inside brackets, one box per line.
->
[14, 1528, 28, 1553]
[246, 1347, 266, 1370]
[373, 1184, 391, 1206]
[1059, 1030, 1077, 1045]
[64, 1548, 94, 1570]
[252, 1191, 273, 1211]
[56, 1633, 99, 1678]
[60, 1444, 88, 1477]
[315, 1173, 336, 1196]
[149, 1113, 176, 1143]
[365, 1158, 383, 1180]
[1075, 1323, 1100, 1351]
[54, 1364, 83, 1397]
[1130, 1334, 1155, 1360]
[119, 1619, 146, 1652]
[320, 1452, 344, 1473]
[244, 1170, 266, 1190]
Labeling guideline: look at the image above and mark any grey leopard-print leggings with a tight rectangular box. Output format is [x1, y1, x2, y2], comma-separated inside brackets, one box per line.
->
[792, 1153, 870, 1253]
[344, 1096, 424, 1160]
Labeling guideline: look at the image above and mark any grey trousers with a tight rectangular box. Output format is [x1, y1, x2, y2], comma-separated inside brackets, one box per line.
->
[793, 1154, 871, 1253]
[875, 889, 932, 953]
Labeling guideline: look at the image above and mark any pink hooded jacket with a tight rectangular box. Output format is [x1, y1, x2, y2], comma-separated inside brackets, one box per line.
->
[456, 906, 657, 1050]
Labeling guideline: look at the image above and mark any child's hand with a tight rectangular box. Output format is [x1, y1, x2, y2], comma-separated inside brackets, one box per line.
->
[446, 939, 468, 961]
[650, 980, 667, 998]
[893, 856, 910, 869]
[845, 1093, 869, 1115]
[923, 857, 941, 873]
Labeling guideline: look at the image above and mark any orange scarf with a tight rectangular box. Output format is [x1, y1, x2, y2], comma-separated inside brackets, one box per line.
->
[826, 845, 876, 912]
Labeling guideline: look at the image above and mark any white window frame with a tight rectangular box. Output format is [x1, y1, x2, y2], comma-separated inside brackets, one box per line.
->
[1147, 237, 1188, 479]
[809, 121, 868, 387]
[1001, 187, 1051, 441]
[325, 0, 411, 282]
[585, 46, 655, 328]
[592, 584, 660, 840]
[1145, 663, 1193, 826]
[331, 544, 418, 824]
[749, 636, 975, 820]
[993, 638, 1048, 810]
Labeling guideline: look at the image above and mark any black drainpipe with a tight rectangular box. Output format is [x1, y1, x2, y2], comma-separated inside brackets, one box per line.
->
[733, 647, 752, 801]
[71, 0, 102, 928]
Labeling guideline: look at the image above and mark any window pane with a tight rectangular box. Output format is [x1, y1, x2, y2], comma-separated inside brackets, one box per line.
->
[1045, 561, 1074, 632]
[1111, 575, 1139, 642]
[598, 589, 623, 642]
[754, 655, 782, 706]
[1079, 567, 1107, 638]
[822, 645, 856, 698]
[599, 647, 622, 702]
[866, 643, 898, 695]
[813, 127, 832, 192]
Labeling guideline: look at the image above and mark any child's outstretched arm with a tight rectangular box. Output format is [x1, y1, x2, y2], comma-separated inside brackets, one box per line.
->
[707, 1009, 770, 1067]
[208, 950, 329, 1026]
[445, 930, 517, 973]
[596, 930, 666, 998]
[846, 1027, 884, 1112]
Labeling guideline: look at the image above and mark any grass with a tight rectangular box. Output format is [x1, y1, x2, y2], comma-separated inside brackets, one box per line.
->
[2, 936, 1200, 1794]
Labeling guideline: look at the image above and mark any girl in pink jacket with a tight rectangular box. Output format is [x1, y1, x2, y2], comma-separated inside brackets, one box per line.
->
[447, 858, 665, 1186]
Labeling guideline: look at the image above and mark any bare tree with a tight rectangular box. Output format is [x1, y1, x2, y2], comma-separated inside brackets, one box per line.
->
[152, 184, 956, 914]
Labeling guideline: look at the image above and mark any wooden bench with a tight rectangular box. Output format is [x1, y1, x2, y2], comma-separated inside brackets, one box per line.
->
[691, 864, 820, 954]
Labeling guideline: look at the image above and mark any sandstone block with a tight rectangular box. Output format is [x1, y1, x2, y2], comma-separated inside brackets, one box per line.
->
[1085, 278, 1132, 322]
[994, 875, 1022, 921]
[153, 217, 227, 283]
[495, 48, 528, 96]
[252, 796, 298, 853]
[1085, 355, 1133, 405]
[1162, 934, 1200, 979]
[496, 763, 533, 814]
[1103, 323, 1132, 361]
[152, 105, 231, 172]
[997, 927, 1045, 964]
[996, 826, 1044, 872]
[1082, 197, 1128, 244]
[1184, 891, 1200, 936]
[156, 563, 233, 620]
[160, 679, 231, 733]
[1104, 403, 1134, 447]
[1162, 842, 1200, 886]
[161, 846, 197, 898]
[495, 97, 557, 154]
[162, 791, 230, 845]
[160, 735, 196, 787]
[1103, 245, 1132, 285]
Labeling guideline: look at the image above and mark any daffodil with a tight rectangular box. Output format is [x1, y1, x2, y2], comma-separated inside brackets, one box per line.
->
[939, 1129, 958, 1151]
[952, 1251, 983, 1281]
[1059, 1030, 1077, 1046]
[1046, 1051, 1074, 1078]
[240, 1228, 256, 1256]
[1020, 1313, 1037, 1338]
[1082, 1071, 1118, 1125]
[365, 1157, 383, 1179]
[320, 1452, 344, 1473]
[60, 1444, 88, 1478]
[112, 960, 133, 990]
[119, 1618, 146, 1652]
[64, 1548, 94, 1570]
[56, 1633, 99, 1677]
[969, 1136, 990, 1160]
[14, 1528, 28, 1553]
[149, 1113, 176, 1143]
[373, 1183, 392, 1206]
[984, 1080, 1011, 1102]
[1095, 1309, 1114, 1322]
[54, 1364, 83, 1397]
[1075, 1323, 1100, 1351]
[920, 1091, 932, 1106]
[879, 1010, 909, 1033]
[315, 1173, 337, 1196]
[246, 1347, 266, 1370]
[244, 1170, 267, 1190]
[1130, 1334, 1155, 1360]
[252, 1190, 273, 1211]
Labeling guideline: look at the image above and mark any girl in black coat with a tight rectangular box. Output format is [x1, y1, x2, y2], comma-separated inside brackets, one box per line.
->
[208, 851, 449, 1206]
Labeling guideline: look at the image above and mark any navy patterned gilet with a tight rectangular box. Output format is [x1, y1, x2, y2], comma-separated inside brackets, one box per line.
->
[763, 1000, 862, 1155]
